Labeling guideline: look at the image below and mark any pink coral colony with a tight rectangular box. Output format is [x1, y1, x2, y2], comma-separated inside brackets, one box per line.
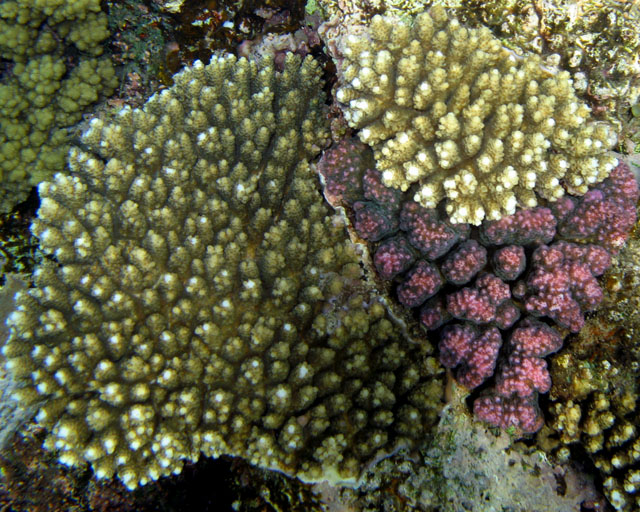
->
[318, 138, 639, 434]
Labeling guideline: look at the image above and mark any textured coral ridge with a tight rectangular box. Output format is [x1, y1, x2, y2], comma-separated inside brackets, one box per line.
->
[334, 7, 618, 225]
[2, 54, 443, 490]
[318, 137, 638, 434]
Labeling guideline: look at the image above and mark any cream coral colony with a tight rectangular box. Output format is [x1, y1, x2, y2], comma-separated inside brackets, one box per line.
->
[334, 6, 618, 226]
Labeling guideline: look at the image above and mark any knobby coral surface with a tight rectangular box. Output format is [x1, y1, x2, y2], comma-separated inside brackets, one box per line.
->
[333, 7, 618, 225]
[0, 0, 116, 211]
[318, 137, 638, 434]
[2, 54, 443, 490]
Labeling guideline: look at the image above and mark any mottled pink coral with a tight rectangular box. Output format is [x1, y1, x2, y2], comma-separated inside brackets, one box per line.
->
[446, 273, 511, 325]
[353, 201, 398, 241]
[477, 318, 562, 429]
[473, 394, 544, 433]
[441, 240, 487, 285]
[438, 323, 476, 368]
[494, 301, 520, 330]
[419, 298, 449, 330]
[320, 138, 638, 436]
[525, 242, 608, 332]
[397, 260, 443, 307]
[400, 201, 468, 259]
[317, 137, 367, 206]
[495, 356, 551, 397]
[481, 207, 556, 246]
[512, 283, 526, 301]
[556, 161, 639, 254]
[476, 273, 511, 303]
[363, 168, 402, 212]
[373, 236, 415, 279]
[493, 245, 526, 281]
[439, 324, 502, 389]
[550, 196, 575, 219]
[447, 288, 495, 324]
[509, 317, 563, 357]
[553, 240, 611, 276]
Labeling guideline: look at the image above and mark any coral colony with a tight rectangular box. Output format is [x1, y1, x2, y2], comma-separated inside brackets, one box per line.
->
[326, 7, 638, 434]
[319, 135, 637, 434]
[0, 0, 116, 211]
[3, 54, 443, 489]
[335, 9, 618, 225]
[2, 5, 638, 503]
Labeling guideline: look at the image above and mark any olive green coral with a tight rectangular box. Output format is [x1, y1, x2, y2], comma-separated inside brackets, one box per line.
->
[2, 53, 443, 490]
[548, 348, 640, 511]
[0, 0, 116, 211]
[334, 7, 618, 224]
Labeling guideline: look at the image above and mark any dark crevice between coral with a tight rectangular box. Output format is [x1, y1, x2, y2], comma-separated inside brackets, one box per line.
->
[0, 186, 41, 287]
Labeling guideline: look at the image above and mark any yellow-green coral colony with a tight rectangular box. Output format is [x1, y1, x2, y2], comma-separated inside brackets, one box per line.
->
[552, 387, 640, 511]
[335, 7, 618, 225]
[549, 352, 640, 511]
[3, 54, 443, 489]
[0, 0, 116, 211]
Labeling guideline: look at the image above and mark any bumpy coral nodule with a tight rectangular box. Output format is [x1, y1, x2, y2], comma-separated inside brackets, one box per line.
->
[2, 54, 443, 490]
[334, 7, 618, 225]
